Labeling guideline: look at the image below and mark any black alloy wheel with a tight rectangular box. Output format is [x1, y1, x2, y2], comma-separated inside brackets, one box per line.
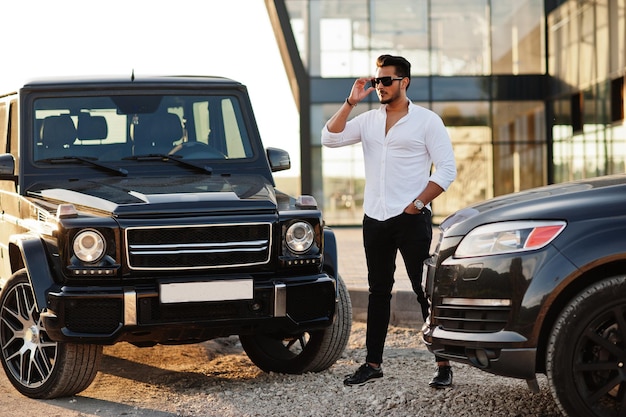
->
[547, 275, 626, 417]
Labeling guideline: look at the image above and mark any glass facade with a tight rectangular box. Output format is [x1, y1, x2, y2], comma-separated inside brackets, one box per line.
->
[549, 0, 626, 183]
[270, 0, 625, 225]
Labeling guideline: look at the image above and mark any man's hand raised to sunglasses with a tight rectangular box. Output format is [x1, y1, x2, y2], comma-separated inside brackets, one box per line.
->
[347, 77, 376, 107]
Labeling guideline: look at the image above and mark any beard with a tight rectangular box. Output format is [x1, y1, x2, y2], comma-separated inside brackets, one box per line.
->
[378, 89, 401, 105]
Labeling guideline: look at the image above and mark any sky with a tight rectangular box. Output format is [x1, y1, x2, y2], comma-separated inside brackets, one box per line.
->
[2, 0, 301, 175]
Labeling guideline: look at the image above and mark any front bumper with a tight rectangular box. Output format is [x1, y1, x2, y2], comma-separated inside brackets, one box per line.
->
[420, 241, 569, 381]
[42, 274, 336, 345]
[422, 325, 536, 379]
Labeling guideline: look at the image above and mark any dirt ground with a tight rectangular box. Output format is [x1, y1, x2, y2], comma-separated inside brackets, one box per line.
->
[0, 322, 561, 417]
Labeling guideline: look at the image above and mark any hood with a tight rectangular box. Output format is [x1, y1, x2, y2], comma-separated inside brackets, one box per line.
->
[26, 174, 277, 217]
[441, 174, 626, 235]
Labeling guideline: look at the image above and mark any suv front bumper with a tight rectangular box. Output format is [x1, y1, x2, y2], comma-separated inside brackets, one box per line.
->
[422, 324, 537, 380]
[42, 274, 336, 345]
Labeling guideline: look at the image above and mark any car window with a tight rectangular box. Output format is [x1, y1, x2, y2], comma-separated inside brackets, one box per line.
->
[33, 95, 255, 162]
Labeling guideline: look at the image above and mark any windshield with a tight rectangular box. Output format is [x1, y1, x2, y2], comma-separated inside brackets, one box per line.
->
[33, 95, 255, 162]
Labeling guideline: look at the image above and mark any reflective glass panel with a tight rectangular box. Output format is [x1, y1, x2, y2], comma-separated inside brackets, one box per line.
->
[492, 102, 546, 195]
[432, 101, 491, 221]
[430, 0, 490, 75]
[491, 0, 544, 74]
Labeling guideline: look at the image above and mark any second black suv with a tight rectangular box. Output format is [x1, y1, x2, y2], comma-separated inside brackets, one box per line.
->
[423, 174, 626, 417]
[0, 76, 351, 399]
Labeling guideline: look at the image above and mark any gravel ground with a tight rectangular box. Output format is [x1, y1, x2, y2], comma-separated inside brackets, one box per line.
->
[0, 322, 563, 417]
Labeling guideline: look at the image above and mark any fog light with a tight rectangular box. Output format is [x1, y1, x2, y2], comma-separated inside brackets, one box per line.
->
[475, 349, 490, 367]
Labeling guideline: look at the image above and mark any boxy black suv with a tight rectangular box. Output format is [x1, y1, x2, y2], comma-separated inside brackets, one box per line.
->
[0, 76, 351, 399]
[422, 175, 626, 417]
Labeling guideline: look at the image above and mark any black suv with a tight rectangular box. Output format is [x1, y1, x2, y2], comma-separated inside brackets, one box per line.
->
[423, 175, 626, 417]
[0, 76, 351, 399]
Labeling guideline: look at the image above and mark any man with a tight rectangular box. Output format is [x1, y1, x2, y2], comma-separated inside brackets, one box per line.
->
[321, 55, 456, 387]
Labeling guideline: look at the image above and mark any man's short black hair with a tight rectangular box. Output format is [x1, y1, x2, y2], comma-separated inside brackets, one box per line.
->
[376, 55, 411, 88]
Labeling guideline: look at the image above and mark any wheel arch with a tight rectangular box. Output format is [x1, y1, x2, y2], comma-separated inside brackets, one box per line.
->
[8, 234, 57, 311]
[535, 258, 626, 374]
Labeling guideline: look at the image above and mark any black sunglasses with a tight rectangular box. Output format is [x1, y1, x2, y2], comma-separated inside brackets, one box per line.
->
[371, 76, 404, 87]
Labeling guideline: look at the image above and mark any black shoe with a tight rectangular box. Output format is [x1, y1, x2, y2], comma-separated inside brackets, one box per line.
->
[343, 363, 383, 386]
[429, 365, 453, 388]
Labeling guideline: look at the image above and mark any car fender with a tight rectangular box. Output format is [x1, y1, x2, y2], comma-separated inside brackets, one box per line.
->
[322, 228, 339, 282]
[554, 220, 626, 270]
[515, 247, 578, 336]
[522, 225, 626, 362]
[540, 223, 626, 323]
[522, 221, 626, 317]
[9, 234, 56, 310]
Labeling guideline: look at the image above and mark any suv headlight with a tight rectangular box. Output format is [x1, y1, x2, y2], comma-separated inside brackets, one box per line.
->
[455, 220, 566, 258]
[73, 229, 106, 263]
[285, 221, 315, 254]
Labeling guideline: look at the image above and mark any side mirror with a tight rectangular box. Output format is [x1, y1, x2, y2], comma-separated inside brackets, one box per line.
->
[266, 147, 291, 172]
[0, 154, 15, 177]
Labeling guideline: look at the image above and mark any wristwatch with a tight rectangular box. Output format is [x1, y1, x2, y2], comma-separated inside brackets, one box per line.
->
[413, 199, 425, 211]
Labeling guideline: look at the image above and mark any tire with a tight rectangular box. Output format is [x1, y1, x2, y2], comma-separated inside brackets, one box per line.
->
[0, 269, 103, 399]
[547, 275, 626, 417]
[240, 274, 352, 374]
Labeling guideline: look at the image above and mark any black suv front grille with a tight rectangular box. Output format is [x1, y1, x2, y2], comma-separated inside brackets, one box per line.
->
[434, 304, 511, 332]
[126, 223, 271, 270]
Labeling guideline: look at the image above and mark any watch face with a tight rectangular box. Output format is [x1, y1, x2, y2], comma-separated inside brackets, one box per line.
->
[414, 200, 424, 210]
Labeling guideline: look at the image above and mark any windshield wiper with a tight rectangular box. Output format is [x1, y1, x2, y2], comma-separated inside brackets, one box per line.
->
[122, 154, 213, 174]
[36, 156, 128, 176]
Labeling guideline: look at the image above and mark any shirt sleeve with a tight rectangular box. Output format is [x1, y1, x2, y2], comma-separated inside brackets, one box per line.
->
[425, 114, 457, 191]
[321, 118, 363, 148]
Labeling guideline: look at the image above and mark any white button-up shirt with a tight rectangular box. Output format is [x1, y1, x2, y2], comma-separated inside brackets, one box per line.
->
[321, 101, 456, 221]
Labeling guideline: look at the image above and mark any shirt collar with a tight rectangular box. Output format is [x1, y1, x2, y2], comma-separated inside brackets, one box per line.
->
[377, 98, 413, 113]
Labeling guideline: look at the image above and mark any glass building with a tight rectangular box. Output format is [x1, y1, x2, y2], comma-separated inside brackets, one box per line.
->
[265, 0, 626, 224]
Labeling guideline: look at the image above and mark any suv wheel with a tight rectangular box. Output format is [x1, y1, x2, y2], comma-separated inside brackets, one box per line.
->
[547, 275, 626, 417]
[0, 269, 102, 399]
[240, 274, 352, 373]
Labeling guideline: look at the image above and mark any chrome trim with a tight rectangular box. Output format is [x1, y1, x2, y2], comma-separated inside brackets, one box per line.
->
[129, 240, 268, 255]
[124, 289, 137, 326]
[442, 297, 511, 307]
[274, 283, 287, 317]
[40, 308, 57, 320]
[130, 240, 268, 250]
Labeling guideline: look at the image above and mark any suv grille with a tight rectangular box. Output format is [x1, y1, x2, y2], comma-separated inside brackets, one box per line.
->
[126, 223, 271, 270]
[434, 304, 511, 332]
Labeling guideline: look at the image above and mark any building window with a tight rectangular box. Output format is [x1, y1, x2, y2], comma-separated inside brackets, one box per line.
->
[493, 102, 546, 195]
[430, 0, 490, 75]
[431, 101, 491, 222]
[491, 0, 545, 75]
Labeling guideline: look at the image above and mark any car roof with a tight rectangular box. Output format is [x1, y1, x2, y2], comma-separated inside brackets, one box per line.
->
[20, 75, 244, 91]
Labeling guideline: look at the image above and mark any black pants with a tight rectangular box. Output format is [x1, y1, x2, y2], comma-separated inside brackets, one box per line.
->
[363, 210, 432, 365]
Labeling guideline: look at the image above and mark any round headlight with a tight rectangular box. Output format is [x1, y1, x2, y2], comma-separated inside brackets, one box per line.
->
[73, 229, 106, 263]
[285, 222, 314, 253]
